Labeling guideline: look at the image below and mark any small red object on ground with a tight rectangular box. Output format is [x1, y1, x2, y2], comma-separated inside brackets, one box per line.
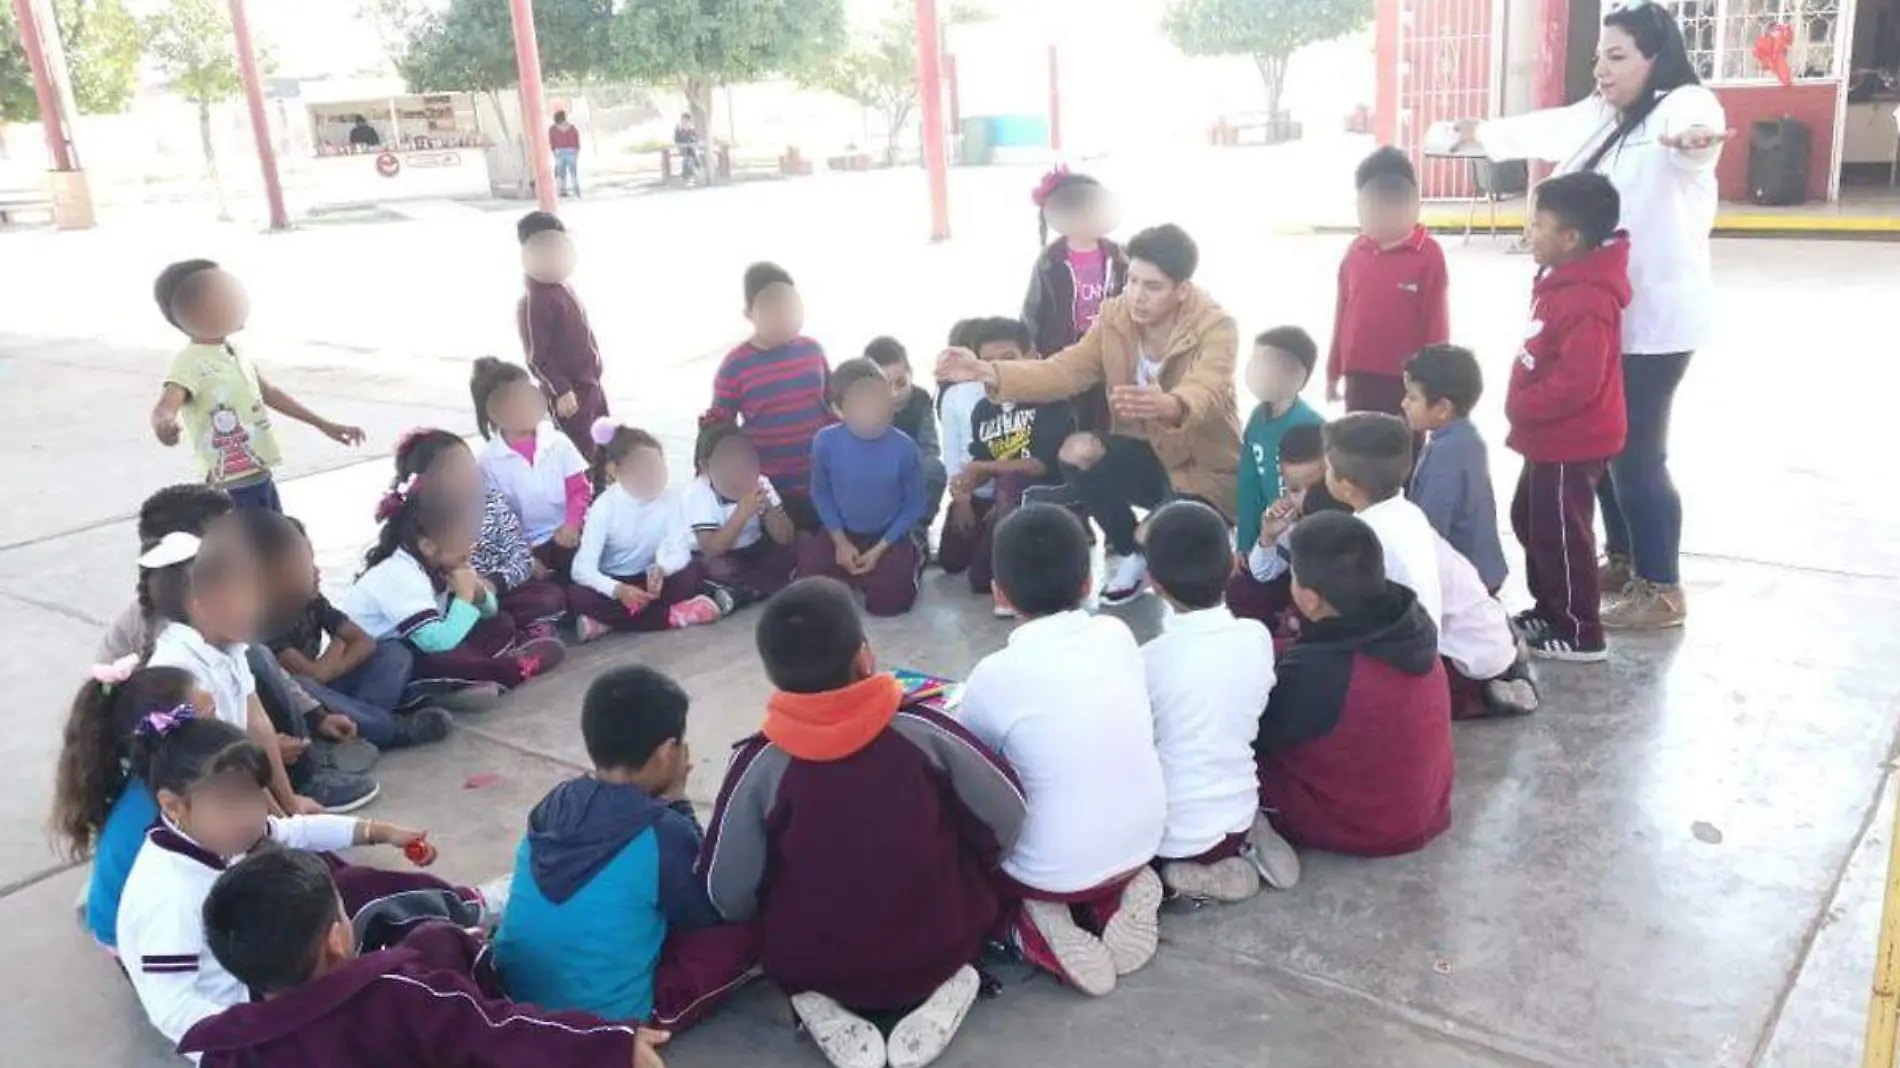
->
[404, 837, 438, 867]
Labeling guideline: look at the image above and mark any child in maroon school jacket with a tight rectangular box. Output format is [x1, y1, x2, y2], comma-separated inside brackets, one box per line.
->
[700, 578, 1026, 1068]
[1255, 512, 1453, 857]
[179, 849, 667, 1068]
[517, 211, 610, 459]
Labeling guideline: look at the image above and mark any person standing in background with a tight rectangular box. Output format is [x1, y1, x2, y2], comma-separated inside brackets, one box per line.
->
[549, 110, 582, 199]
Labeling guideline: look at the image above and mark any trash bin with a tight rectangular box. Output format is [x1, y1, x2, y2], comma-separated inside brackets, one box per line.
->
[1749, 116, 1811, 206]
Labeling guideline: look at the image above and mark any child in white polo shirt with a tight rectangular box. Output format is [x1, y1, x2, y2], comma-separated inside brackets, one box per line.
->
[957, 504, 1165, 999]
[471, 357, 591, 578]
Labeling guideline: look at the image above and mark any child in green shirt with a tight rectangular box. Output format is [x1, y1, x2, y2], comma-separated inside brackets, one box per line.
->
[1236, 326, 1325, 553]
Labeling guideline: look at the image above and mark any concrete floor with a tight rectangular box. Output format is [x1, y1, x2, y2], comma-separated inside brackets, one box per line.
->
[3, 160, 1898, 1066]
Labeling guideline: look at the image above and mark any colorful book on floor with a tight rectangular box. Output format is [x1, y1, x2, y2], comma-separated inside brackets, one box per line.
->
[892, 668, 963, 714]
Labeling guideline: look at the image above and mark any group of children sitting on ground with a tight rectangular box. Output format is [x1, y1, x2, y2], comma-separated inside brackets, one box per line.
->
[51, 143, 1641, 1067]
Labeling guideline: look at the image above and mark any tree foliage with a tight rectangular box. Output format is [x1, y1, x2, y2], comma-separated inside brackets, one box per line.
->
[610, 0, 843, 132]
[808, 0, 987, 163]
[1162, 0, 1371, 116]
[1, 0, 140, 124]
[141, 0, 243, 108]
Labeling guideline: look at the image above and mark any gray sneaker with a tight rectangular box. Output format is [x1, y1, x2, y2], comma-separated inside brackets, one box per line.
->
[390, 707, 454, 748]
[434, 682, 504, 714]
[311, 736, 380, 775]
[305, 770, 380, 814]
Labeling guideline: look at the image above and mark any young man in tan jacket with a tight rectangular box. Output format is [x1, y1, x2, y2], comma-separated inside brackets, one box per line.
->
[937, 224, 1241, 603]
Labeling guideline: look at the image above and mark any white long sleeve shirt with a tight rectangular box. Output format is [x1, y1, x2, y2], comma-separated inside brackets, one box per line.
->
[1436, 536, 1517, 682]
[938, 381, 994, 500]
[1359, 496, 1446, 631]
[1142, 607, 1274, 858]
[573, 483, 696, 598]
[958, 610, 1166, 892]
[144, 623, 254, 731]
[1474, 86, 1726, 356]
[119, 816, 360, 1056]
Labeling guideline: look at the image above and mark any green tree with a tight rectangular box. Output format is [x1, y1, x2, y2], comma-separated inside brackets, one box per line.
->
[612, 0, 846, 137]
[810, 0, 988, 165]
[141, 0, 246, 213]
[2, 0, 140, 125]
[1162, 0, 1372, 120]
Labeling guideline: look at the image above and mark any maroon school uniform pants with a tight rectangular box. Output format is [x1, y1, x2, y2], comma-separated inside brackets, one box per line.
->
[1511, 459, 1607, 647]
[410, 612, 526, 691]
[497, 578, 567, 630]
[532, 539, 577, 582]
[937, 477, 1026, 594]
[549, 383, 610, 461]
[649, 923, 764, 1032]
[795, 531, 922, 616]
[1343, 372, 1405, 416]
[1227, 567, 1294, 633]
[566, 562, 709, 632]
[703, 538, 800, 600]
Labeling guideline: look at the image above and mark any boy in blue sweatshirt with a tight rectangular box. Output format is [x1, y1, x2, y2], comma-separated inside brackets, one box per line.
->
[494, 665, 758, 1030]
[796, 357, 928, 616]
[1400, 344, 1508, 592]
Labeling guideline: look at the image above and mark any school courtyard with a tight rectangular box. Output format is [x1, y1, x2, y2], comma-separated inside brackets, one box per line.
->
[1, 149, 1897, 1067]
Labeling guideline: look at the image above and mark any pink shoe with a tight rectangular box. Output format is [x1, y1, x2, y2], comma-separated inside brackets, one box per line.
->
[574, 616, 611, 644]
[667, 595, 722, 629]
[512, 637, 567, 682]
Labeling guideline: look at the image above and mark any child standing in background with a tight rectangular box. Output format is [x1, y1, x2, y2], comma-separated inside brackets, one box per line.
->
[516, 212, 610, 458]
[865, 336, 946, 537]
[1508, 172, 1631, 657]
[712, 262, 834, 530]
[797, 359, 927, 617]
[1402, 344, 1509, 592]
[1326, 149, 1450, 415]
[568, 422, 728, 640]
[959, 505, 1166, 998]
[472, 357, 591, 577]
[150, 259, 364, 512]
[1236, 326, 1326, 557]
[1022, 169, 1126, 433]
[685, 413, 800, 605]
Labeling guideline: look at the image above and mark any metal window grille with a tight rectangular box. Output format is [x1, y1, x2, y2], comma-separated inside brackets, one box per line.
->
[1647, 0, 1844, 81]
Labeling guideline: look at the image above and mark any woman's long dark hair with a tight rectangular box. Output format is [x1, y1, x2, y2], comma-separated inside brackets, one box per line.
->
[470, 357, 532, 440]
[1582, 3, 1703, 173]
[51, 666, 197, 861]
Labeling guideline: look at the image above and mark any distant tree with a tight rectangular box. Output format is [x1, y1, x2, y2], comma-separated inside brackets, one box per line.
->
[611, 0, 846, 138]
[810, 0, 988, 165]
[2, 0, 140, 126]
[141, 0, 253, 216]
[1162, 0, 1372, 120]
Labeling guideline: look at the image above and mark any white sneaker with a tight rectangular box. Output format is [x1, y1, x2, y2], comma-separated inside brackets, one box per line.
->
[1098, 867, 1163, 976]
[575, 616, 611, 644]
[791, 991, 886, 1068]
[887, 965, 979, 1068]
[991, 597, 1017, 619]
[1161, 857, 1261, 904]
[1101, 552, 1149, 606]
[1019, 899, 1117, 997]
[1245, 813, 1302, 890]
[473, 874, 513, 927]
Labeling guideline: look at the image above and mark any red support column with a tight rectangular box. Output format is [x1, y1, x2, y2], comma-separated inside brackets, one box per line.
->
[11, 0, 72, 171]
[1046, 44, 1062, 152]
[1535, 0, 1570, 110]
[226, 0, 288, 230]
[507, 0, 558, 213]
[1373, 0, 1400, 145]
[915, 0, 950, 241]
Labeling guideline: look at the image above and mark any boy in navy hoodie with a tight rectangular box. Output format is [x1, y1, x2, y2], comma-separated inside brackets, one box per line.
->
[495, 666, 757, 1031]
[701, 578, 1025, 1068]
[181, 849, 668, 1068]
[1507, 172, 1629, 662]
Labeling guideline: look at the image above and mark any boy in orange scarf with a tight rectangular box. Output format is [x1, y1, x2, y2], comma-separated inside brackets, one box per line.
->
[699, 578, 1025, 1068]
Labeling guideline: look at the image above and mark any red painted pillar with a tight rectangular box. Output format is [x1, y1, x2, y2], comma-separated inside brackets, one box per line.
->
[1535, 0, 1570, 110]
[1046, 44, 1062, 152]
[1373, 0, 1400, 145]
[226, 0, 288, 230]
[11, 0, 73, 171]
[507, 0, 558, 213]
[915, 0, 950, 241]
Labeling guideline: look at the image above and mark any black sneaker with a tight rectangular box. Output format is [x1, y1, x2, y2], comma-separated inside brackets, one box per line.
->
[1022, 483, 1082, 508]
[311, 737, 380, 775]
[390, 707, 454, 748]
[1525, 631, 1608, 663]
[305, 769, 380, 813]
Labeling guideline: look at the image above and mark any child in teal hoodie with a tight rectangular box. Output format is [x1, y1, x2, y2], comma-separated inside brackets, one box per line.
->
[1236, 327, 1326, 553]
[494, 665, 755, 1028]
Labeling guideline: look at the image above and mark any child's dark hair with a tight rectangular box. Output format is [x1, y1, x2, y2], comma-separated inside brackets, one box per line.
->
[51, 666, 197, 861]
[582, 665, 689, 771]
[1254, 326, 1318, 383]
[863, 336, 909, 370]
[1125, 224, 1199, 284]
[1280, 423, 1325, 466]
[993, 504, 1091, 617]
[153, 259, 220, 333]
[593, 420, 662, 489]
[694, 409, 754, 473]
[1323, 413, 1414, 502]
[517, 210, 564, 244]
[470, 357, 533, 440]
[757, 578, 865, 694]
[1356, 146, 1419, 198]
[1288, 511, 1387, 616]
[1404, 345, 1485, 418]
[1032, 169, 1104, 246]
[233, 506, 304, 567]
[968, 316, 1033, 356]
[829, 357, 888, 408]
[135, 716, 270, 800]
[139, 485, 234, 550]
[202, 849, 343, 997]
[743, 261, 794, 309]
[1535, 171, 1622, 249]
[1144, 500, 1233, 611]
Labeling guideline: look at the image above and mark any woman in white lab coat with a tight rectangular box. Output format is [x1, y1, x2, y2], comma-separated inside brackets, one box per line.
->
[1452, 1, 1728, 631]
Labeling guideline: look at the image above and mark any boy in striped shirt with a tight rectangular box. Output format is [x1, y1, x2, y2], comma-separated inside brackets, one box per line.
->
[712, 263, 834, 531]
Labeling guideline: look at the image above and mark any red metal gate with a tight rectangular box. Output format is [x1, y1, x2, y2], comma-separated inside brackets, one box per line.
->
[1386, 0, 1499, 199]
